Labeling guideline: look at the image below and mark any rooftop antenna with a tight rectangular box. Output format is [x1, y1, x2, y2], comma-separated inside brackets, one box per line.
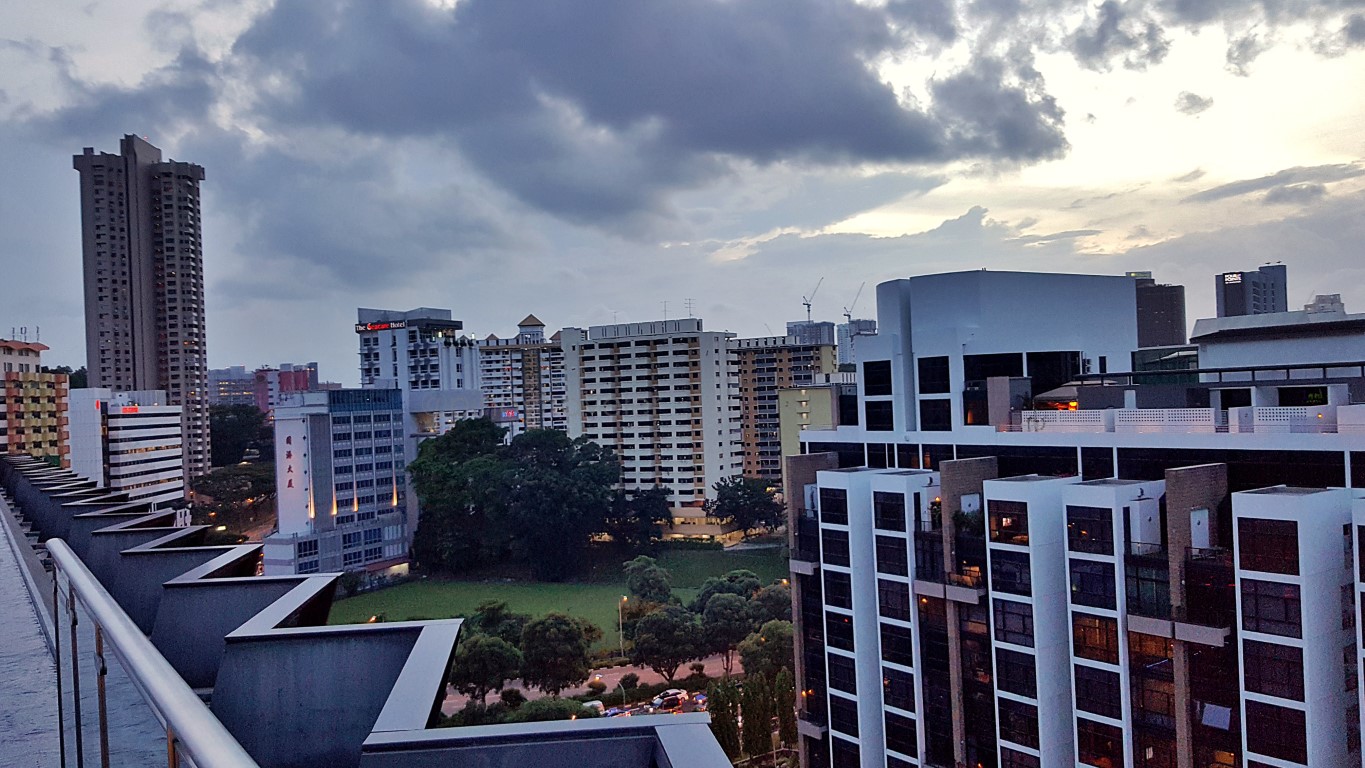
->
[662, 300, 669, 321]
[684, 298, 696, 318]
[763, 323, 774, 336]
[802, 277, 824, 323]
[843, 282, 865, 324]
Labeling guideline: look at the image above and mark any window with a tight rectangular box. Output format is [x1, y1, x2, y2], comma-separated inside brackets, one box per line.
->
[1070, 560, 1116, 609]
[876, 535, 909, 576]
[883, 667, 915, 711]
[295, 540, 318, 558]
[874, 491, 906, 531]
[879, 579, 912, 621]
[995, 648, 1037, 698]
[1238, 518, 1299, 574]
[884, 712, 918, 758]
[1074, 665, 1122, 719]
[917, 356, 950, 394]
[831, 737, 860, 768]
[1077, 719, 1124, 767]
[1242, 639, 1304, 701]
[864, 360, 893, 396]
[824, 571, 852, 609]
[918, 399, 951, 431]
[822, 529, 850, 567]
[989, 500, 1029, 545]
[828, 653, 857, 694]
[1072, 613, 1120, 664]
[880, 623, 915, 667]
[820, 487, 849, 525]
[994, 599, 1034, 647]
[865, 401, 894, 431]
[1244, 701, 1307, 764]
[991, 550, 1032, 596]
[1241, 579, 1301, 638]
[341, 531, 362, 548]
[1126, 562, 1170, 618]
[1000, 747, 1041, 768]
[829, 695, 860, 736]
[997, 698, 1039, 749]
[827, 613, 855, 651]
[1067, 506, 1114, 555]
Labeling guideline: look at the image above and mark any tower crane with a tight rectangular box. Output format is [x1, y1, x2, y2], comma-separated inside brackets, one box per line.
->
[843, 282, 865, 324]
[802, 277, 824, 323]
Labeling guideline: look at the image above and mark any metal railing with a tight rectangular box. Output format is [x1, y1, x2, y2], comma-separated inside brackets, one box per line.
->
[47, 539, 260, 768]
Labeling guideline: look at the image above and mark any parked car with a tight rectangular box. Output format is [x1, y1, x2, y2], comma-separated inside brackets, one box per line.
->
[583, 701, 605, 714]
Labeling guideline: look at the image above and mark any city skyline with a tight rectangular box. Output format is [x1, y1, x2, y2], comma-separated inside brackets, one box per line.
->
[1, 1, 1364, 385]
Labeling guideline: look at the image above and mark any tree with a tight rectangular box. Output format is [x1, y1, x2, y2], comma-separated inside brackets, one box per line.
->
[606, 485, 672, 553]
[740, 671, 774, 758]
[467, 600, 532, 645]
[691, 569, 763, 613]
[623, 556, 674, 604]
[707, 679, 742, 759]
[449, 634, 523, 704]
[748, 583, 792, 625]
[503, 697, 600, 723]
[701, 592, 752, 676]
[629, 604, 703, 685]
[41, 365, 87, 389]
[209, 404, 271, 466]
[773, 667, 798, 746]
[737, 620, 795, 681]
[704, 475, 783, 538]
[519, 613, 596, 696]
[409, 419, 510, 573]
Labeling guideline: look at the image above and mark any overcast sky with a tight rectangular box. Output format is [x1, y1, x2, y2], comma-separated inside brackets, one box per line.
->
[2, 0, 1363, 384]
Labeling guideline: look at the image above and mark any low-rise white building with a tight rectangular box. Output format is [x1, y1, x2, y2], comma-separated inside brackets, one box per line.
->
[67, 388, 184, 506]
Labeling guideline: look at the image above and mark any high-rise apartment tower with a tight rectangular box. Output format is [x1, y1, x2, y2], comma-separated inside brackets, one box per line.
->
[73, 135, 210, 480]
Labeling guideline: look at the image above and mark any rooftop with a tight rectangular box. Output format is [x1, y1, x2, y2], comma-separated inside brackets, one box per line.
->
[1242, 486, 1331, 496]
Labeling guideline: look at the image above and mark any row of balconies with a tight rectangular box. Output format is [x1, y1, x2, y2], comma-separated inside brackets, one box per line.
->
[1007, 404, 1365, 435]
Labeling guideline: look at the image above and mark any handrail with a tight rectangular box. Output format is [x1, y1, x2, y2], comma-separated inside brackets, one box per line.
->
[47, 538, 261, 768]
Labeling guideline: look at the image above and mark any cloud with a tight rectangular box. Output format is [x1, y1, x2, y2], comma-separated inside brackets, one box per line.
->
[1182, 163, 1365, 203]
[1069, 0, 1171, 71]
[1348, 14, 1365, 46]
[1225, 30, 1270, 76]
[1174, 91, 1214, 115]
[1263, 182, 1327, 205]
[1173, 168, 1206, 183]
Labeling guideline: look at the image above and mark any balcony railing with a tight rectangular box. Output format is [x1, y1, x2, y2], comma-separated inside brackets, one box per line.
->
[995, 404, 1362, 435]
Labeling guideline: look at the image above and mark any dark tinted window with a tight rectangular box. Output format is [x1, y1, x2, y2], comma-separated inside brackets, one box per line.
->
[828, 653, 857, 694]
[1000, 747, 1041, 768]
[876, 535, 909, 576]
[865, 401, 894, 431]
[995, 648, 1037, 698]
[881, 623, 915, 667]
[819, 487, 848, 525]
[1243, 639, 1304, 701]
[1077, 719, 1124, 767]
[831, 737, 860, 768]
[963, 353, 1023, 382]
[990, 499, 1029, 545]
[885, 711, 918, 759]
[1073, 613, 1120, 664]
[1241, 579, 1301, 638]
[1067, 506, 1114, 555]
[1074, 665, 1122, 719]
[864, 360, 893, 396]
[997, 698, 1039, 749]
[993, 599, 1034, 647]
[991, 550, 1033, 596]
[1070, 559, 1117, 610]
[829, 694, 860, 737]
[917, 356, 950, 394]
[874, 491, 906, 530]
[822, 529, 850, 567]
[883, 667, 915, 711]
[878, 579, 912, 621]
[919, 399, 951, 431]
[823, 571, 852, 609]
[1245, 701, 1307, 764]
[826, 612, 854, 651]
[1238, 517, 1299, 575]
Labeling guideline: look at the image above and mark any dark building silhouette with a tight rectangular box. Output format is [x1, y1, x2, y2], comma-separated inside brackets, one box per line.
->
[1131, 273, 1187, 347]
[1216, 264, 1287, 317]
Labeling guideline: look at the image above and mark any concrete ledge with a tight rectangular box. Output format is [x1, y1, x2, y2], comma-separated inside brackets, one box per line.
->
[1127, 614, 1174, 638]
[1173, 620, 1229, 647]
[944, 583, 984, 604]
[790, 558, 817, 576]
[796, 717, 827, 739]
[914, 580, 946, 599]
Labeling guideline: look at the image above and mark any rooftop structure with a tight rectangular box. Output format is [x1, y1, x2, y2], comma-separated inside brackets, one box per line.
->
[1215, 264, 1287, 317]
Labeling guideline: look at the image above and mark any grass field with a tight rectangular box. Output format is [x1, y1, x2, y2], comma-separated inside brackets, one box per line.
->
[328, 546, 787, 650]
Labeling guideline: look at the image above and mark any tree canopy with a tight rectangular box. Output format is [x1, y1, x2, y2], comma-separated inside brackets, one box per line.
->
[629, 604, 704, 685]
[448, 634, 522, 704]
[690, 569, 763, 613]
[518, 613, 598, 696]
[748, 583, 792, 625]
[623, 556, 674, 604]
[465, 600, 532, 646]
[737, 620, 795, 681]
[701, 592, 752, 677]
[209, 404, 272, 466]
[704, 476, 783, 537]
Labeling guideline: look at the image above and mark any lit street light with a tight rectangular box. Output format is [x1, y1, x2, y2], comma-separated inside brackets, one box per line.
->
[619, 595, 628, 660]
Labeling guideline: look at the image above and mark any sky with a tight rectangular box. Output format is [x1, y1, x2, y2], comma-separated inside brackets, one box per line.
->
[2, 0, 1363, 385]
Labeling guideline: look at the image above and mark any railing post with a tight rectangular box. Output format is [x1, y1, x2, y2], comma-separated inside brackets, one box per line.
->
[95, 624, 111, 768]
[54, 568, 68, 767]
[69, 581, 86, 767]
[167, 725, 180, 768]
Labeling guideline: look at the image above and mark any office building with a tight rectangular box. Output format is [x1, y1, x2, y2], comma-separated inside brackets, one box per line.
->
[477, 314, 568, 432]
[1131, 274, 1187, 348]
[562, 318, 743, 537]
[74, 135, 211, 479]
[735, 336, 837, 482]
[0, 339, 69, 467]
[67, 388, 184, 506]
[837, 319, 877, 367]
[262, 389, 410, 575]
[789, 320, 839, 346]
[254, 362, 321, 413]
[785, 269, 1365, 768]
[1215, 264, 1288, 317]
[208, 365, 255, 406]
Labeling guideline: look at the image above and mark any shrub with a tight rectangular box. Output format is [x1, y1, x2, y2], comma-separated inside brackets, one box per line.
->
[620, 673, 640, 689]
[504, 697, 601, 723]
[499, 688, 527, 709]
[689, 662, 707, 677]
[587, 679, 607, 695]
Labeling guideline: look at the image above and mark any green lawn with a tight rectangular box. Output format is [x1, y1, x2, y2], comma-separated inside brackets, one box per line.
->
[328, 545, 787, 651]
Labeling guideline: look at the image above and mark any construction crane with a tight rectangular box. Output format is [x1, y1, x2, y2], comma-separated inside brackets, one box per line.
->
[802, 277, 824, 323]
[843, 282, 865, 323]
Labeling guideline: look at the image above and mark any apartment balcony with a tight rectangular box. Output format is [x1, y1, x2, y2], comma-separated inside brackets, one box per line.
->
[1000, 404, 1357, 435]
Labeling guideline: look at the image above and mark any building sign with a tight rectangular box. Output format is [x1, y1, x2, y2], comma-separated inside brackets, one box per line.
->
[1223, 273, 1243, 284]
[354, 321, 407, 333]
[120, 405, 140, 414]
[275, 416, 312, 535]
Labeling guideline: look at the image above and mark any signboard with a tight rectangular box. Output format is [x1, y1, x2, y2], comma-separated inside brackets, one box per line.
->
[275, 416, 312, 534]
[354, 321, 407, 333]
[1223, 273, 1243, 284]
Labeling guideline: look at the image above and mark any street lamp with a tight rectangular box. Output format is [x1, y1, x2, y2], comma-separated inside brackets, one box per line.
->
[619, 596, 628, 660]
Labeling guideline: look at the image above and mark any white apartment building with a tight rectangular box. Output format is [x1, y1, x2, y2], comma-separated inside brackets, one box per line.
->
[477, 314, 567, 432]
[837, 319, 877, 367]
[67, 388, 184, 506]
[562, 318, 743, 535]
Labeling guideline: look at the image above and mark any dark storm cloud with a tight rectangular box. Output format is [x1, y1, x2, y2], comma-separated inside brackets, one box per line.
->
[1347, 14, 1365, 45]
[1263, 182, 1327, 205]
[1174, 91, 1214, 115]
[1182, 164, 1365, 202]
[1069, 1, 1171, 71]
[928, 56, 1068, 162]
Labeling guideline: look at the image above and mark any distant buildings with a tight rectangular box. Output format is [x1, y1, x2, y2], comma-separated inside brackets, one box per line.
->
[253, 362, 321, 413]
[74, 135, 210, 479]
[0, 340, 69, 467]
[777, 371, 857, 468]
[562, 318, 743, 538]
[1128, 271, 1187, 347]
[477, 314, 567, 433]
[787, 320, 838, 346]
[68, 388, 184, 506]
[836, 319, 877, 367]
[735, 336, 837, 482]
[263, 389, 409, 576]
[1216, 263, 1288, 317]
[1192, 293, 1365, 371]
[207, 366, 254, 407]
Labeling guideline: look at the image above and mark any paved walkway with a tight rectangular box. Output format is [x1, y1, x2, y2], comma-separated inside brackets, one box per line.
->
[0, 495, 59, 767]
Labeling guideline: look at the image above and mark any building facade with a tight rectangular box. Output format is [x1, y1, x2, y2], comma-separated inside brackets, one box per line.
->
[0, 340, 70, 467]
[789, 321, 839, 346]
[262, 389, 409, 575]
[476, 315, 567, 432]
[67, 388, 184, 506]
[735, 336, 837, 482]
[74, 135, 210, 478]
[1215, 264, 1288, 317]
[253, 362, 320, 413]
[562, 318, 743, 536]
[208, 366, 255, 407]
[837, 319, 877, 368]
[1133, 276, 1187, 348]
